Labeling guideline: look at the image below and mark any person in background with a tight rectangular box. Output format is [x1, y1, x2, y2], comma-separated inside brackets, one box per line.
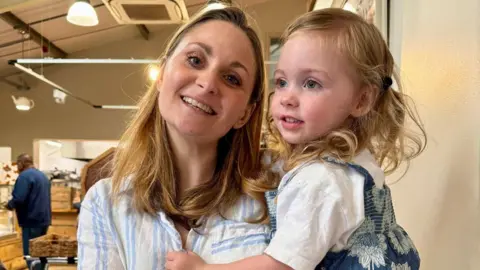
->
[6, 153, 51, 270]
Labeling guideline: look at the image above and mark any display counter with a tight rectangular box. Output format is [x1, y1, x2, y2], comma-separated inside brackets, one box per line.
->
[0, 184, 25, 268]
[0, 210, 77, 269]
[0, 232, 26, 270]
[0, 185, 15, 238]
[0, 206, 26, 269]
[0, 209, 15, 238]
[50, 209, 78, 239]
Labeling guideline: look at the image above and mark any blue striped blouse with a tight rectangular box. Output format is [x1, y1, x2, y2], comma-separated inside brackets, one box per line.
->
[77, 178, 270, 269]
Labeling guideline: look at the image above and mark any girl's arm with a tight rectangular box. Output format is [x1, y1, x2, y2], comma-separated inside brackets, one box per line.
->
[166, 251, 292, 270]
[206, 255, 292, 270]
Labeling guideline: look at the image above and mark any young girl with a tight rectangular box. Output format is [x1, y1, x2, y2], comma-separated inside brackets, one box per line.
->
[166, 8, 426, 270]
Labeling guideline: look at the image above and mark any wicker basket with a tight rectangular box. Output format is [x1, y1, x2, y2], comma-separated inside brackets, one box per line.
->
[29, 234, 77, 257]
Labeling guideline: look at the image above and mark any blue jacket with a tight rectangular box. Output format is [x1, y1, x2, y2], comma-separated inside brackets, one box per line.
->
[7, 167, 51, 228]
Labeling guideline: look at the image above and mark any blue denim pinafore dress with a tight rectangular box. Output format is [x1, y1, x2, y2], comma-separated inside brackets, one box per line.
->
[265, 157, 420, 270]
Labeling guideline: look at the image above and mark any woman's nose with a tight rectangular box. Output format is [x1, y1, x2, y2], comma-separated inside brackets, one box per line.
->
[196, 70, 219, 95]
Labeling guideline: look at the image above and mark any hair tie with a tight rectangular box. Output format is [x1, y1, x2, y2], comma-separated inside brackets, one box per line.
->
[382, 76, 393, 90]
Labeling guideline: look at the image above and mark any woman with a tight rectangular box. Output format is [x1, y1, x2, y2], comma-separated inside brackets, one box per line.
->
[77, 6, 270, 269]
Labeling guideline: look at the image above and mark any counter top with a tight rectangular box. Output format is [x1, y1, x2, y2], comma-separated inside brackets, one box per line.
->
[0, 232, 17, 243]
[52, 209, 78, 214]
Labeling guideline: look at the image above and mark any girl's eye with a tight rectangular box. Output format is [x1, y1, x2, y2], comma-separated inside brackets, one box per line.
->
[304, 79, 321, 89]
[224, 74, 241, 86]
[275, 78, 287, 88]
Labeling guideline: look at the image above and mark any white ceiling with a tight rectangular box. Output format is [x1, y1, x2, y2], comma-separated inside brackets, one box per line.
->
[0, 0, 271, 79]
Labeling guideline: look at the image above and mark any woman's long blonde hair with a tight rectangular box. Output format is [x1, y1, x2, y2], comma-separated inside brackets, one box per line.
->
[111, 6, 268, 227]
[266, 8, 427, 175]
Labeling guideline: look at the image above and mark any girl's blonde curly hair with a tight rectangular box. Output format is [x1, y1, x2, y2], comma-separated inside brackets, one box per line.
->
[265, 8, 427, 177]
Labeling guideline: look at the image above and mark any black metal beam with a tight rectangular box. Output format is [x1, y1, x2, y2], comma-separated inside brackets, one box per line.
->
[0, 12, 67, 58]
[0, 37, 29, 49]
[136, 24, 149, 40]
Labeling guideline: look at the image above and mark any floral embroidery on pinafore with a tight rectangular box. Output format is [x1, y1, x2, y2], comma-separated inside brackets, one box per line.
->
[265, 157, 420, 270]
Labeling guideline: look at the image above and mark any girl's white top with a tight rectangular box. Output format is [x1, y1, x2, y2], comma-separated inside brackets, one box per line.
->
[77, 178, 270, 269]
[264, 150, 385, 269]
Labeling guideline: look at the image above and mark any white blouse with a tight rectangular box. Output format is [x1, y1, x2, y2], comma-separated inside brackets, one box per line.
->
[77, 179, 270, 270]
[264, 150, 385, 269]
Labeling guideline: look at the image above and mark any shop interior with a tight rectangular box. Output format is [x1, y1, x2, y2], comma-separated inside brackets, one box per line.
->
[0, 0, 478, 269]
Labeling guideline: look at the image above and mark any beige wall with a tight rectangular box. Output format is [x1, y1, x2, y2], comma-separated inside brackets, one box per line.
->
[389, 0, 480, 269]
[0, 0, 307, 158]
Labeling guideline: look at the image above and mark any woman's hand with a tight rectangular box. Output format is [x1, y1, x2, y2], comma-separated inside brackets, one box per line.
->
[166, 250, 206, 270]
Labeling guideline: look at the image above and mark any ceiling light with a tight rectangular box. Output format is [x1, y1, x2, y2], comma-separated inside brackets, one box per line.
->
[99, 105, 139, 110]
[11, 96, 34, 111]
[13, 58, 162, 64]
[206, 3, 226, 10]
[10, 63, 139, 110]
[67, 0, 99, 27]
[148, 65, 160, 81]
[206, 0, 231, 10]
[53, 89, 67, 104]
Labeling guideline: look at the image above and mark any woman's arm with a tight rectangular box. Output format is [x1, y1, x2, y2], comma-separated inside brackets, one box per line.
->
[77, 181, 124, 269]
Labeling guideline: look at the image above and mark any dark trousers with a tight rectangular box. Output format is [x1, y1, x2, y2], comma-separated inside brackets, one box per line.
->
[22, 226, 49, 270]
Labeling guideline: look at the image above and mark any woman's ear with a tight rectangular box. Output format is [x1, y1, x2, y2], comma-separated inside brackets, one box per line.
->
[351, 85, 376, 117]
[233, 103, 256, 129]
[155, 63, 166, 92]
[156, 77, 162, 92]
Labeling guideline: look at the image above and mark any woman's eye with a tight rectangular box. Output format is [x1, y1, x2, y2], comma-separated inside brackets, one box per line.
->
[224, 74, 241, 86]
[275, 79, 287, 88]
[304, 79, 321, 89]
[187, 56, 202, 67]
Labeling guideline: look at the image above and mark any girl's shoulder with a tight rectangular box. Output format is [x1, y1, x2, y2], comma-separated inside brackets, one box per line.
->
[280, 149, 385, 192]
[278, 161, 333, 191]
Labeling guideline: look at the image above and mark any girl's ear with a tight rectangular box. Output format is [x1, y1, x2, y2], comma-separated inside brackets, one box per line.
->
[351, 85, 376, 117]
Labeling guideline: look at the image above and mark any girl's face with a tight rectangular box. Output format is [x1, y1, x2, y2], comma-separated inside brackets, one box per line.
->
[270, 31, 365, 145]
[158, 20, 257, 144]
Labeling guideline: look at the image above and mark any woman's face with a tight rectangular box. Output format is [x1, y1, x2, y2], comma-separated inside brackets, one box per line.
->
[158, 20, 257, 144]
